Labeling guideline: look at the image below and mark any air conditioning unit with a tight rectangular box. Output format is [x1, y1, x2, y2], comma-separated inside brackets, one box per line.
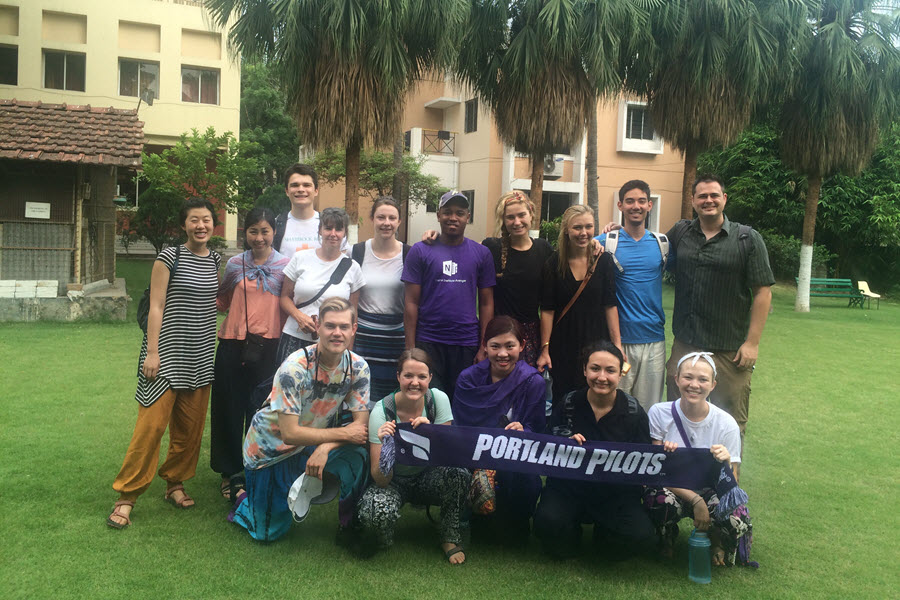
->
[543, 155, 564, 179]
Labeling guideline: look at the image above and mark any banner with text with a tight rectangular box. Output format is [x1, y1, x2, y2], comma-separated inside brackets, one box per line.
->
[394, 423, 728, 490]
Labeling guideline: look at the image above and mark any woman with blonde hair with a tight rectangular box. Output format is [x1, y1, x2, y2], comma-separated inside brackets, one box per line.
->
[481, 191, 553, 366]
[537, 204, 623, 403]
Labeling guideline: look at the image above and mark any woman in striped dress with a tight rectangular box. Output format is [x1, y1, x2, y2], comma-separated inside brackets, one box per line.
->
[107, 198, 221, 529]
[350, 197, 410, 402]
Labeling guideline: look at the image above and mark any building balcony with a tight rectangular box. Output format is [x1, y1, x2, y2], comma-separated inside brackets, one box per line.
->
[406, 128, 456, 156]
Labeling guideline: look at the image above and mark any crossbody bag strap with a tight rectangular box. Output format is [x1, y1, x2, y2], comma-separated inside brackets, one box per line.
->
[671, 400, 692, 448]
[555, 259, 595, 325]
[241, 253, 251, 338]
[296, 257, 352, 309]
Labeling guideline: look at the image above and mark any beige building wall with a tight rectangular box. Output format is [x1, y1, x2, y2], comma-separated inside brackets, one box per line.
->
[592, 99, 684, 234]
[0, 0, 242, 244]
[318, 82, 685, 244]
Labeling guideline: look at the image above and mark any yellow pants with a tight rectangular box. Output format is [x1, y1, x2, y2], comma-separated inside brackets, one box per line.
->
[112, 385, 211, 502]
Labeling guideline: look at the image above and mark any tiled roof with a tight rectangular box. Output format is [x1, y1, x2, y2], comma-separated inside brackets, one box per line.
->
[0, 99, 144, 167]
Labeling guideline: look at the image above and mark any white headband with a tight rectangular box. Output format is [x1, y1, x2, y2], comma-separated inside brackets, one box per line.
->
[676, 352, 717, 379]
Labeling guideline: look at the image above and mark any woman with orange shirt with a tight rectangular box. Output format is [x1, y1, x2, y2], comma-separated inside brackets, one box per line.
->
[211, 208, 290, 501]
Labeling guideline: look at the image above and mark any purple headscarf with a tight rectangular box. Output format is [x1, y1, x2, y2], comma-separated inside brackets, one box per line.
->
[453, 359, 546, 432]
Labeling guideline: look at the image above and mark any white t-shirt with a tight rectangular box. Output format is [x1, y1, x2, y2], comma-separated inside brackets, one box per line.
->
[647, 399, 742, 463]
[279, 211, 349, 256]
[282, 250, 365, 340]
[357, 239, 405, 328]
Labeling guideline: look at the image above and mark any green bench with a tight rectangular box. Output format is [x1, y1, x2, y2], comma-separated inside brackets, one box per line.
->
[796, 277, 865, 308]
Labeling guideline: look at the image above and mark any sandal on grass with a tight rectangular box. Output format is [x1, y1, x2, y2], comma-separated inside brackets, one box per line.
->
[164, 484, 195, 509]
[221, 476, 246, 502]
[443, 543, 465, 565]
[106, 500, 134, 530]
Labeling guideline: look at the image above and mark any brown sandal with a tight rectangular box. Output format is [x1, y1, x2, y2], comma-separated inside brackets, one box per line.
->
[107, 500, 134, 529]
[164, 484, 195, 509]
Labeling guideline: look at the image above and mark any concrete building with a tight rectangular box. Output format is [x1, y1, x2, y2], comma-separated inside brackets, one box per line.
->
[0, 0, 241, 244]
[318, 76, 685, 243]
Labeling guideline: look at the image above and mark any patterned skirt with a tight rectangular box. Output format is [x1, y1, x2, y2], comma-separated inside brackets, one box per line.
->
[354, 310, 405, 405]
[520, 320, 541, 367]
[644, 486, 754, 566]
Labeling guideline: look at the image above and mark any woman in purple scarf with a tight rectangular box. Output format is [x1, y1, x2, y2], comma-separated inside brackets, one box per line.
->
[454, 316, 545, 544]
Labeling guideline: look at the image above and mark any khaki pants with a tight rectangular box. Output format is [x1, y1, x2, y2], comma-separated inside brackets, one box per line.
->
[666, 339, 752, 437]
[618, 341, 666, 412]
[112, 385, 211, 502]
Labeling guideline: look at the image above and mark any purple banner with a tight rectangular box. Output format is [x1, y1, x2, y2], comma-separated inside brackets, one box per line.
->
[394, 423, 723, 490]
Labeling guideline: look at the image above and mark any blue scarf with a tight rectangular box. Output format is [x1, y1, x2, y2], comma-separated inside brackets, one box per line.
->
[220, 249, 289, 297]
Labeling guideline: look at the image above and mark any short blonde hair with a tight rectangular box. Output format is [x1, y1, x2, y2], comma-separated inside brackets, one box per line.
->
[318, 296, 357, 324]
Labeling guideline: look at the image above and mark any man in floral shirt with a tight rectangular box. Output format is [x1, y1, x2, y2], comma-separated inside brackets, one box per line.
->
[231, 297, 370, 543]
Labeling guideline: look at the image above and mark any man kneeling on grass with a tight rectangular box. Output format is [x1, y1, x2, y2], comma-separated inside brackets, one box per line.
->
[229, 297, 371, 544]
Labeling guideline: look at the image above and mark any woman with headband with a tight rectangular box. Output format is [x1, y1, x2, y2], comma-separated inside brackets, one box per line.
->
[644, 351, 751, 565]
[481, 191, 553, 365]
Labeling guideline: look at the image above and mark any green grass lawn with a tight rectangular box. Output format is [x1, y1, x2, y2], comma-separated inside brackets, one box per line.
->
[0, 261, 897, 599]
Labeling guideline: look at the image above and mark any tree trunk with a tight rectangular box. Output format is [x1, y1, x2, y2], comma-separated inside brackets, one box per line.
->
[345, 139, 361, 244]
[795, 174, 822, 313]
[586, 99, 599, 230]
[681, 143, 699, 219]
[392, 134, 408, 242]
[392, 135, 404, 201]
[530, 153, 545, 229]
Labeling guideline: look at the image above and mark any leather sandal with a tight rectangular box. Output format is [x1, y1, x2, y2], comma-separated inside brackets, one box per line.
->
[107, 500, 134, 529]
[164, 484, 195, 509]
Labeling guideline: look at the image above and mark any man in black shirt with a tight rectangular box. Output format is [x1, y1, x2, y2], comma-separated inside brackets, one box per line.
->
[533, 341, 656, 560]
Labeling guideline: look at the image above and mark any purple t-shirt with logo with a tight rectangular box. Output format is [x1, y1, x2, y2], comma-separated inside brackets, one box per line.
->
[402, 238, 496, 346]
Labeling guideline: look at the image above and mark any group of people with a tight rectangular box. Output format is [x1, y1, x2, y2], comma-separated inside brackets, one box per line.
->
[106, 164, 774, 568]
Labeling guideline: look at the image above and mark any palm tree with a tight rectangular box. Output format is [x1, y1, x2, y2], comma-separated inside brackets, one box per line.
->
[585, 97, 599, 229]
[456, 0, 650, 223]
[779, 0, 900, 312]
[623, 0, 807, 218]
[207, 0, 466, 239]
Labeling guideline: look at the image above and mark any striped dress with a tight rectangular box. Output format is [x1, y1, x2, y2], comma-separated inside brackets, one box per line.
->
[353, 240, 408, 403]
[136, 245, 221, 407]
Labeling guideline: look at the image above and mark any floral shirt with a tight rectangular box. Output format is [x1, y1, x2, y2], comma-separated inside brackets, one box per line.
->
[243, 346, 370, 470]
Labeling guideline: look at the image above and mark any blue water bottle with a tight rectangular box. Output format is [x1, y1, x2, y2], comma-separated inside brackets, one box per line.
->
[688, 529, 712, 584]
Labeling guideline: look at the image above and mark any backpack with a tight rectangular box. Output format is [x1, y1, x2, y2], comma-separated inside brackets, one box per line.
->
[351, 240, 411, 266]
[550, 389, 640, 437]
[381, 389, 437, 424]
[603, 230, 669, 275]
[136, 245, 181, 333]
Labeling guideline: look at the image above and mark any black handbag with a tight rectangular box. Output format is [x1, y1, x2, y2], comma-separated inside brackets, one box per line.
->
[240, 256, 266, 365]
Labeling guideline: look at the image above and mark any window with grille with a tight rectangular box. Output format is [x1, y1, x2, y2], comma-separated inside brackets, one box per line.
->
[464, 98, 477, 133]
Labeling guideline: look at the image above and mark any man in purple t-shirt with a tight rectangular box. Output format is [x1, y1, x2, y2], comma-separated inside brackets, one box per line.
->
[402, 191, 495, 402]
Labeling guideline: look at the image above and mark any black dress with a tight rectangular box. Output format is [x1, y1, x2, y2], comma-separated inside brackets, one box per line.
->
[540, 251, 617, 403]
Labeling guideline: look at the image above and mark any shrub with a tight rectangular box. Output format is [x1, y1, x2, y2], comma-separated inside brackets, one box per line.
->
[208, 236, 228, 251]
[540, 216, 562, 249]
[758, 229, 835, 281]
